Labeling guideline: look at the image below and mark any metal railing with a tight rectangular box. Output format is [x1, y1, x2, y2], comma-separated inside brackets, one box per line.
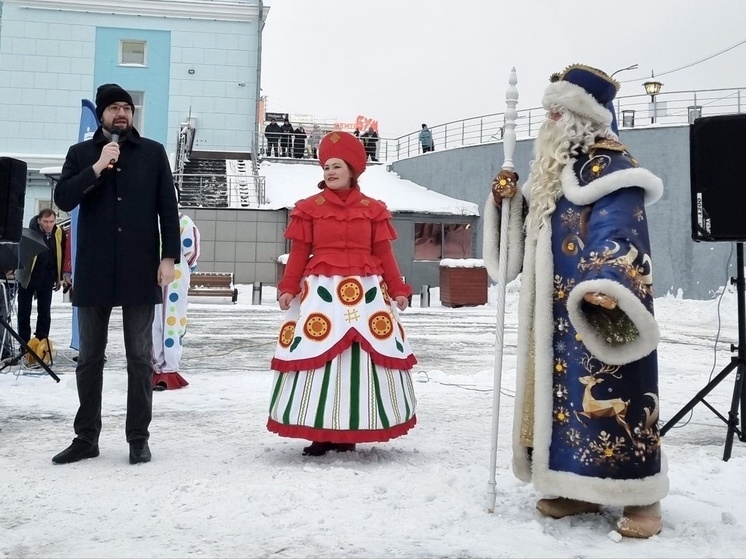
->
[381, 87, 746, 160]
[179, 173, 266, 208]
[251, 87, 745, 167]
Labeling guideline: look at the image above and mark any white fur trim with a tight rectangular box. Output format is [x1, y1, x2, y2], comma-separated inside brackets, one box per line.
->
[533, 453, 669, 507]
[482, 193, 524, 283]
[512, 226, 668, 505]
[562, 163, 664, 207]
[543, 81, 612, 126]
[566, 278, 660, 365]
[512, 229, 555, 482]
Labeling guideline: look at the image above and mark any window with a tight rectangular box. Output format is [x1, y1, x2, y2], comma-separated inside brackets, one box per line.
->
[120, 40, 146, 66]
[414, 222, 473, 260]
[130, 91, 144, 132]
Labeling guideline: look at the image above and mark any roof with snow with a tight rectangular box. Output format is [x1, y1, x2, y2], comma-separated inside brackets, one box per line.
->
[257, 161, 479, 215]
[40, 160, 480, 216]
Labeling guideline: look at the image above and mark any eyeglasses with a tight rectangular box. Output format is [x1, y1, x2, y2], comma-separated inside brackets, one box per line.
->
[106, 104, 133, 114]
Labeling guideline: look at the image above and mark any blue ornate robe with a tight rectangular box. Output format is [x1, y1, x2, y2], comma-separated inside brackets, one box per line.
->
[486, 141, 670, 505]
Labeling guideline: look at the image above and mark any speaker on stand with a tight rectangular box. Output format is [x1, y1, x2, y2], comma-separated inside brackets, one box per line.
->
[662, 114, 746, 460]
[0, 157, 27, 243]
[0, 157, 59, 382]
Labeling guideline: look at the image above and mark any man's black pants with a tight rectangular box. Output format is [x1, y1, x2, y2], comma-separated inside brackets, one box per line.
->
[17, 285, 53, 342]
[73, 305, 154, 444]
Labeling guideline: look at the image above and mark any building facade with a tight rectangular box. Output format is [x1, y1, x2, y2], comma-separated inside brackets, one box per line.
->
[0, 0, 267, 224]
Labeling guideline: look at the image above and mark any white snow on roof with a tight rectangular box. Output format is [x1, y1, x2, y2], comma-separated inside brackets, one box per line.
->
[38, 160, 480, 217]
[258, 161, 479, 216]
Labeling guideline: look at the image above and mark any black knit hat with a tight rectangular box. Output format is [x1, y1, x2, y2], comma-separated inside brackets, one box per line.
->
[95, 83, 135, 121]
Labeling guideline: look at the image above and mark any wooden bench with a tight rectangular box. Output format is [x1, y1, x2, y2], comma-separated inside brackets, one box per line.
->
[188, 272, 239, 303]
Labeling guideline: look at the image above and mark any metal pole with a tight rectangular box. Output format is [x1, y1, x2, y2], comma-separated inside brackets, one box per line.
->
[487, 67, 518, 513]
[420, 285, 430, 308]
[252, 281, 262, 305]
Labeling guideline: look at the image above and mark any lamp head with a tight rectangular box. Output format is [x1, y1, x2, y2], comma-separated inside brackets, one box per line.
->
[643, 72, 663, 96]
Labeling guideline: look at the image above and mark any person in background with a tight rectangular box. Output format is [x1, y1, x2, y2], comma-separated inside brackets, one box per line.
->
[280, 118, 294, 157]
[419, 123, 435, 153]
[484, 64, 667, 538]
[264, 118, 281, 157]
[52, 83, 180, 465]
[361, 127, 379, 162]
[15, 209, 67, 353]
[309, 124, 322, 159]
[152, 212, 200, 391]
[268, 131, 417, 456]
[293, 125, 307, 159]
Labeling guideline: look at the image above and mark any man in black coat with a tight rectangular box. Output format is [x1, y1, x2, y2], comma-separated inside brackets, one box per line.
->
[361, 127, 379, 162]
[264, 118, 281, 157]
[52, 83, 180, 466]
[279, 118, 294, 157]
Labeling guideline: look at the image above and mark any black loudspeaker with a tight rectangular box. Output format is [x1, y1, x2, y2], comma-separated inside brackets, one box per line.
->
[0, 157, 27, 243]
[691, 114, 746, 242]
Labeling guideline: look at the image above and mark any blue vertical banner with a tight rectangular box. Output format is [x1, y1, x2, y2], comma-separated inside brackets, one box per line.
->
[69, 99, 99, 350]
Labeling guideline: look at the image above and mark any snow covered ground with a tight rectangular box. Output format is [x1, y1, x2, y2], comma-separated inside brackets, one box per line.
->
[1, 284, 745, 558]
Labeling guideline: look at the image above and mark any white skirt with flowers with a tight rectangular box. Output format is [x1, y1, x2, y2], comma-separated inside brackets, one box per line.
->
[267, 274, 417, 443]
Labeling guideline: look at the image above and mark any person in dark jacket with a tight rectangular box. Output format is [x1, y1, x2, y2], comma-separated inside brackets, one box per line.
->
[15, 209, 67, 346]
[264, 118, 281, 157]
[280, 118, 294, 157]
[293, 126, 307, 159]
[52, 83, 180, 466]
[361, 127, 379, 162]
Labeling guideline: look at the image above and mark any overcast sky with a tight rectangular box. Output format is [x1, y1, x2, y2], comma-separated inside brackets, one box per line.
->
[260, 0, 746, 137]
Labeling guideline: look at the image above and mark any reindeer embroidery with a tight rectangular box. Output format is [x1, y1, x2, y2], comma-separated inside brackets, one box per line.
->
[574, 355, 635, 441]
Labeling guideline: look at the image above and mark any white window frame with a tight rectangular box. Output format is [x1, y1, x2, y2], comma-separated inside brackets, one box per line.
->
[119, 40, 147, 66]
[129, 91, 145, 133]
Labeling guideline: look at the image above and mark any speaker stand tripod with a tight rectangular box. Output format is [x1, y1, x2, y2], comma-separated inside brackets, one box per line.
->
[0, 315, 60, 382]
[660, 242, 746, 461]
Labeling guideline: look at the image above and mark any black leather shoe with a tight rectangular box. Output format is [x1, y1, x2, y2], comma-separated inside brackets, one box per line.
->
[129, 439, 151, 464]
[52, 439, 100, 464]
[302, 441, 335, 456]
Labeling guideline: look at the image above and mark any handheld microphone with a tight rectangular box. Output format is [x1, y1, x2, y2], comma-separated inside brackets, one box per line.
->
[106, 126, 122, 171]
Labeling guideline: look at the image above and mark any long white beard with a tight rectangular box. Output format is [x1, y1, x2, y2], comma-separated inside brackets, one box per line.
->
[524, 120, 572, 236]
[523, 113, 614, 236]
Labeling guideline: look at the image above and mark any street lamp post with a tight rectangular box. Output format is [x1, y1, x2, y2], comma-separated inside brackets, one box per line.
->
[643, 72, 663, 124]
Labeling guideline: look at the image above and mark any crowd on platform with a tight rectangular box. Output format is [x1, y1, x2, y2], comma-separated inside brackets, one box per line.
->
[263, 118, 379, 161]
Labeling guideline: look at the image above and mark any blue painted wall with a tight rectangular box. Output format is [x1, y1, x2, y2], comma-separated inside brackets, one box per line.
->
[94, 27, 171, 145]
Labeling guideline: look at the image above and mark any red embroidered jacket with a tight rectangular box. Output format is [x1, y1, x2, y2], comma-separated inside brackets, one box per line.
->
[278, 186, 411, 298]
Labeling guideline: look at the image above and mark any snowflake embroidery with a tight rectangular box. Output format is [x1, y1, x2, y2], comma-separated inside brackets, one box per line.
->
[554, 407, 570, 424]
[553, 276, 575, 301]
[577, 431, 631, 469]
[554, 383, 568, 400]
[560, 208, 581, 231]
[554, 358, 567, 374]
[633, 207, 645, 222]
[555, 317, 570, 334]
[566, 428, 582, 446]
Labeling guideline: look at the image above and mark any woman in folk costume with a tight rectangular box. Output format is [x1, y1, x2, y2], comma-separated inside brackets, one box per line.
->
[484, 65, 668, 538]
[268, 131, 417, 456]
[152, 213, 200, 390]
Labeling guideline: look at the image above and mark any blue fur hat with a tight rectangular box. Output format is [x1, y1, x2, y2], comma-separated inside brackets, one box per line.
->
[542, 64, 620, 131]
